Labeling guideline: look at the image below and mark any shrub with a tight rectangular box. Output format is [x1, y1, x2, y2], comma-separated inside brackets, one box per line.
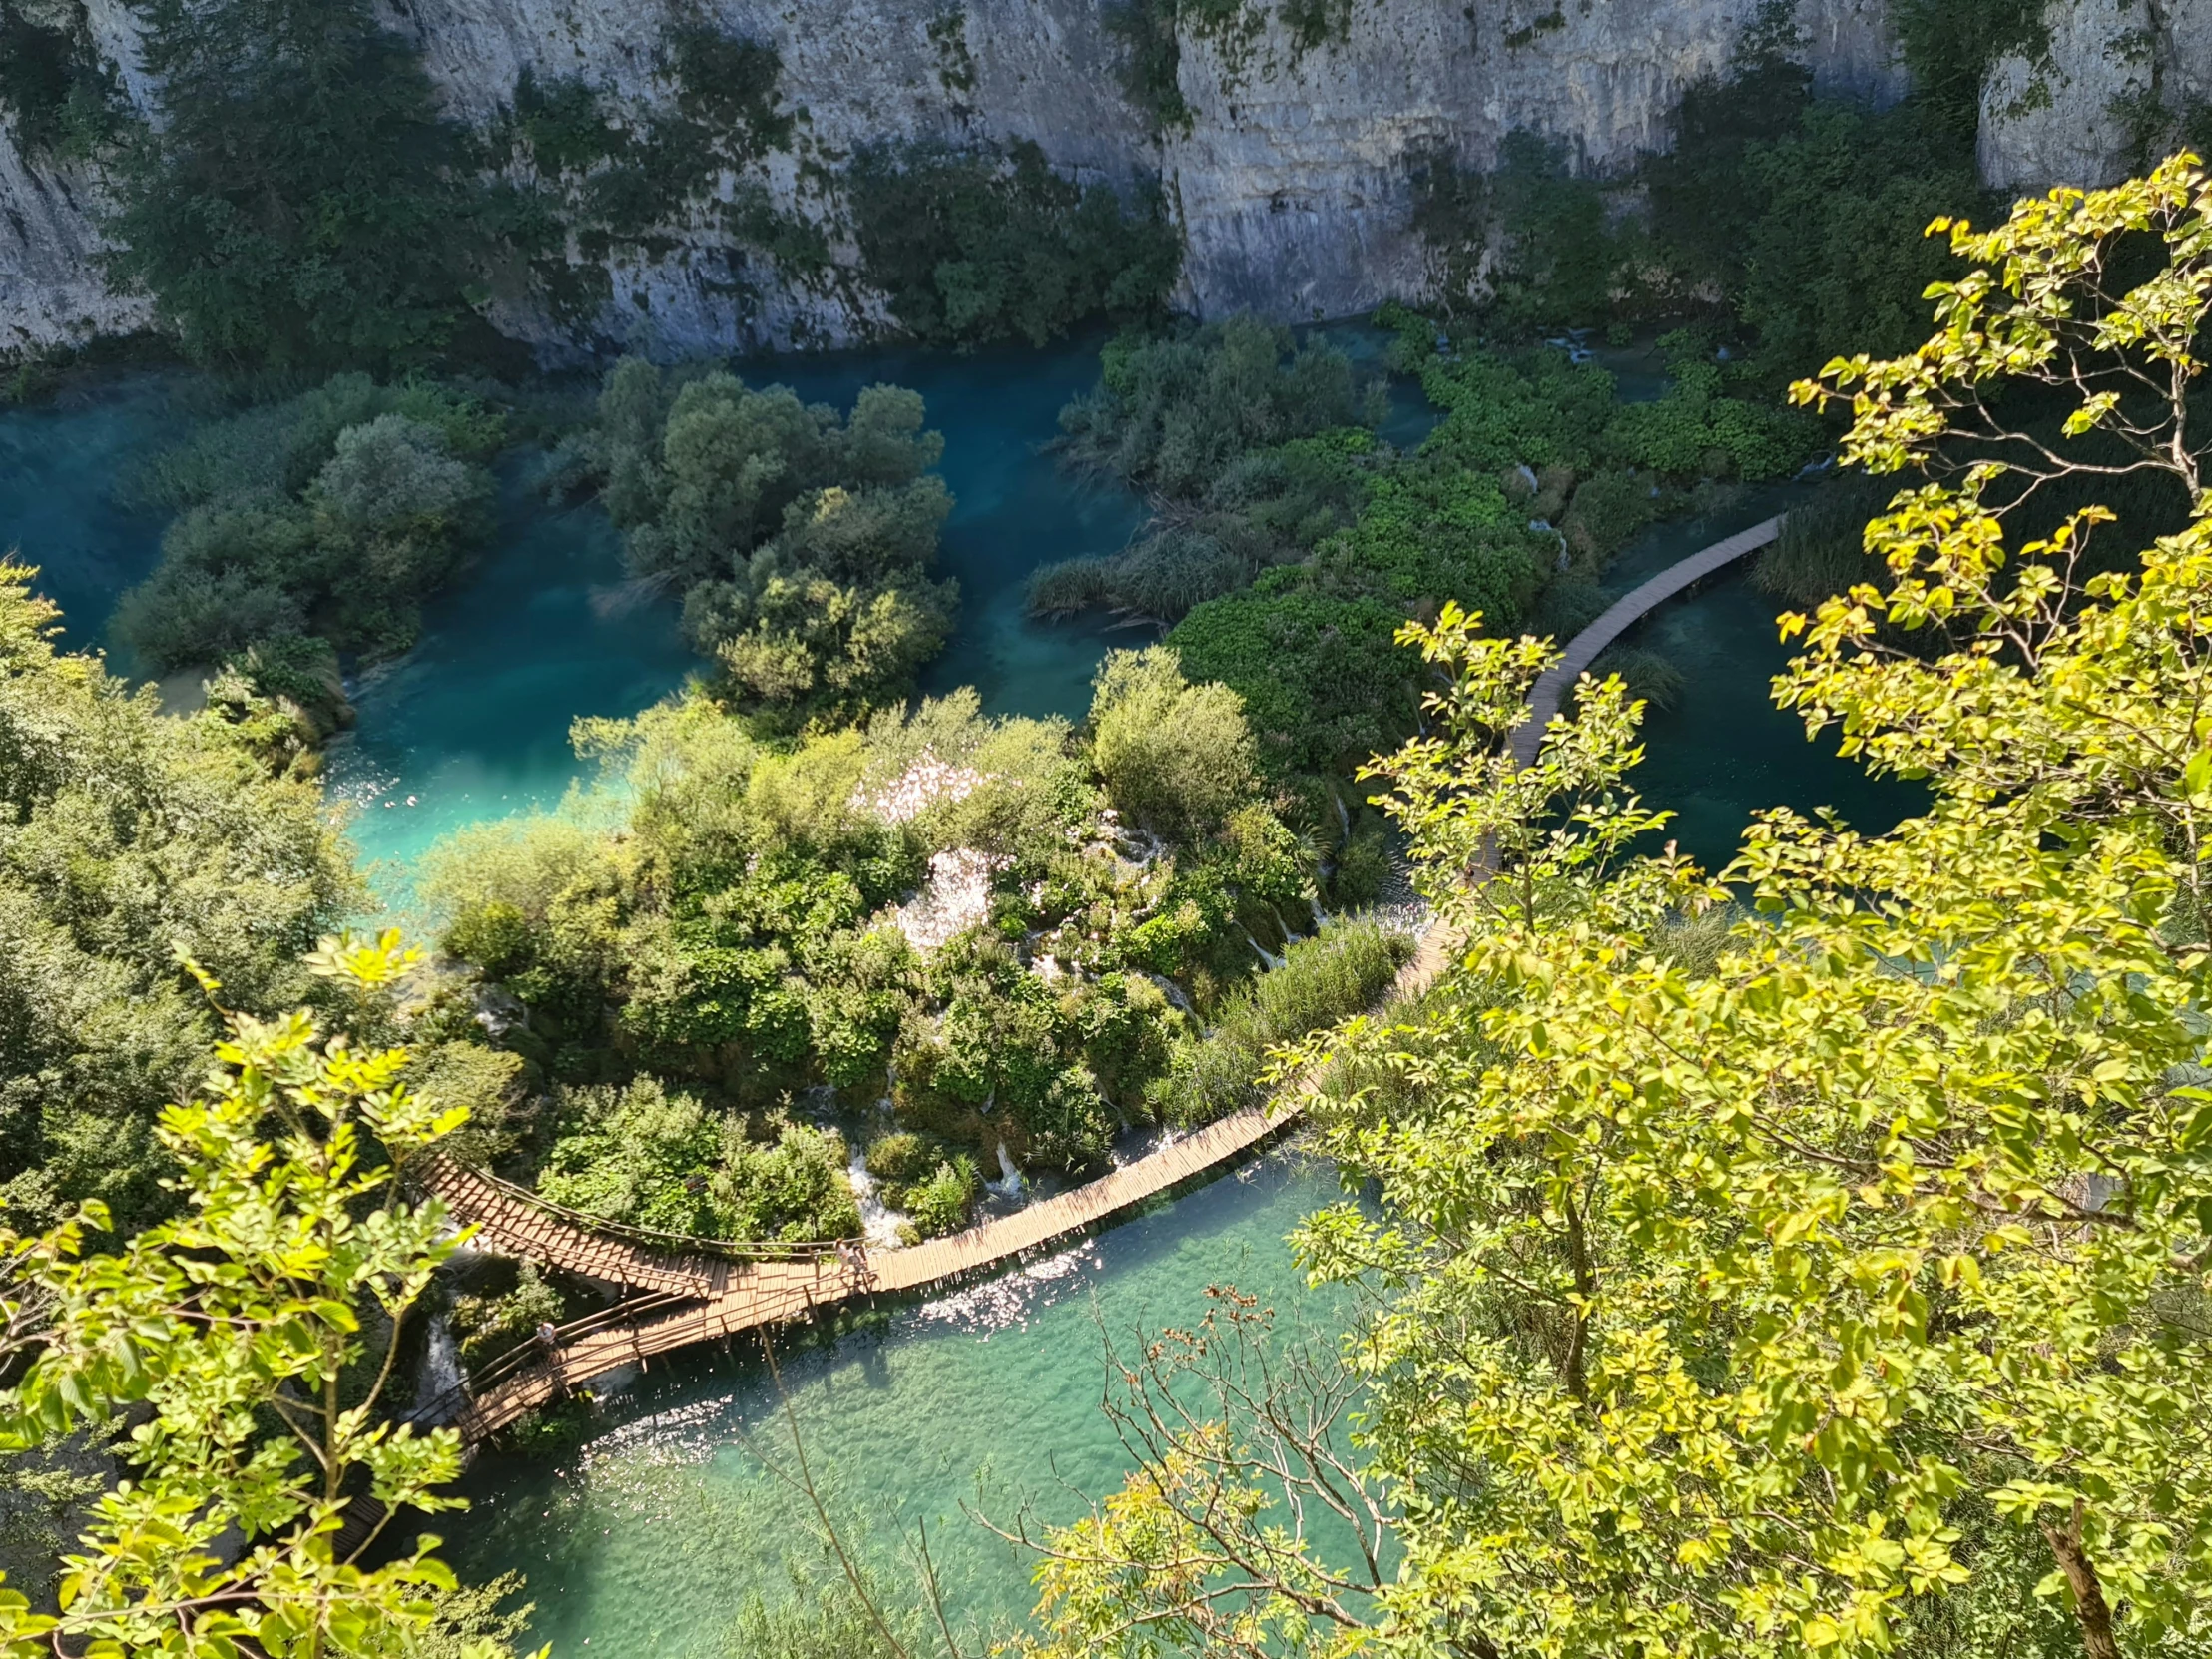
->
[1060, 317, 1379, 499]
[1090, 646, 1260, 841]
[1167, 918, 1413, 1127]
[846, 140, 1181, 347]
[900, 1156, 980, 1239]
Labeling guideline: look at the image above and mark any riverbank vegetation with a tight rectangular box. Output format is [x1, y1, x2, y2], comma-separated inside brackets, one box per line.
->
[550, 356, 958, 725]
[107, 374, 505, 766]
[1027, 154, 2212, 1659]
[416, 650, 1403, 1241]
[1036, 313, 1810, 784]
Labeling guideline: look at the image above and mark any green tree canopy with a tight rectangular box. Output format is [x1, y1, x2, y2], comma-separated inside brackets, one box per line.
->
[0, 565, 356, 1235]
[1021, 156, 2212, 1659]
[107, 0, 481, 370]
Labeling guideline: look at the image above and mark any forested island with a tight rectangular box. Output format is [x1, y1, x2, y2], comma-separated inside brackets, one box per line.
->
[0, 0, 2209, 1655]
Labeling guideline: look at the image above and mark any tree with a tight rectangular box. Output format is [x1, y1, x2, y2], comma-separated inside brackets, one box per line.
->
[0, 932, 541, 1659]
[1024, 157, 2212, 1659]
[0, 565, 357, 1235]
[106, 0, 478, 370]
[1090, 647, 1259, 842]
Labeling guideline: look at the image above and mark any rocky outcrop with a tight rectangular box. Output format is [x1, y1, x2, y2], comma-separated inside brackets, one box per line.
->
[1163, 0, 1901, 321]
[1981, 0, 2212, 194]
[0, 142, 149, 358]
[0, 0, 2204, 361]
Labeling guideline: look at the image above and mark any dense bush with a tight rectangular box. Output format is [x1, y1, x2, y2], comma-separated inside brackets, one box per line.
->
[566, 357, 956, 722]
[112, 376, 502, 705]
[107, 0, 486, 371]
[1091, 647, 1260, 840]
[535, 1076, 862, 1242]
[1061, 318, 1382, 498]
[847, 141, 1182, 347]
[0, 569, 356, 1235]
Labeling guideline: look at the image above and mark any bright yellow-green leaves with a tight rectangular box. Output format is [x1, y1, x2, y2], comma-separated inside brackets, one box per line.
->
[1026, 155, 2212, 1659]
[0, 933, 541, 1659]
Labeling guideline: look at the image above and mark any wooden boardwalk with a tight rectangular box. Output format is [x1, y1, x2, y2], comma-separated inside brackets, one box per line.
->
[1509, 514, 1784, 767]
[420, 1102, 1307, 1442]
[417, 515, 1778, 1447]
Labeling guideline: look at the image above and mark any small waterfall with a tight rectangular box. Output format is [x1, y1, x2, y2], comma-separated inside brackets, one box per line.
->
[1244, 930, 1284, 970]
[1310, 894, 1330, 934]
[416, 1313, 462, 1416]
[1335, 794, 1352, 839]
[846, 1145, 905, 1247]
[988, 1141, 1024, 1202]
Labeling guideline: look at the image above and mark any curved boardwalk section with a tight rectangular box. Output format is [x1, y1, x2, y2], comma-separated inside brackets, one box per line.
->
[1508, 514, 1783, 768]
[418, 515, 1781, 1446]
[421, 1102, 1303, 1442]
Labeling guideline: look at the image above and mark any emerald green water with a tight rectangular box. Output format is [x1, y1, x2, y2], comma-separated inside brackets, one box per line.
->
[329, 336, 1145, 885]
[0, 350, 1917, 1653]
[443, 1153, 1351, 1651]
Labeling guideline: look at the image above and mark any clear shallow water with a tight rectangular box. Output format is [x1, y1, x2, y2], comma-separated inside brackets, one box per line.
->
[0, 374, 198, 653]
[441, 1152, 1352, 1652]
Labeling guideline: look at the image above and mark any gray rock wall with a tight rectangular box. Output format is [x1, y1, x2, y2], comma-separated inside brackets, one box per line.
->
[0, 0, 2203, 361]
[1981, 0, 2212, 194]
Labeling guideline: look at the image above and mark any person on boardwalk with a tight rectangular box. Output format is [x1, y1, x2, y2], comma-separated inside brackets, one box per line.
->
[535, 1320, 560, 1353]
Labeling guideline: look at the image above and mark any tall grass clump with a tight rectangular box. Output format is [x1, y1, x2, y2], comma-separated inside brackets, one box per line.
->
[1167, 917, 1414, 1127]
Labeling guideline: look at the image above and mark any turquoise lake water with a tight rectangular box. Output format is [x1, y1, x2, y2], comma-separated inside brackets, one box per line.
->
[443, 1153, 1351, 1653]
[0, 345, 1917, 1651]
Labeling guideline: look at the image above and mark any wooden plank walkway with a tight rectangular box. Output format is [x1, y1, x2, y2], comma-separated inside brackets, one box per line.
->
[415, 1153, 728, 1298]
[1509, 515, 1784, 767]
[419, 515, 1782, 1446]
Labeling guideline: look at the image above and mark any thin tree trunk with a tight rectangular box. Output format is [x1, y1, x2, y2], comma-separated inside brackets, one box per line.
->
[2038, 1499, 2121, 1659]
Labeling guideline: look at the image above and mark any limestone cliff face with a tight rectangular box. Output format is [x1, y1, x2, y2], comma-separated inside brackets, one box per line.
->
[0, 0, 2201, 361]
[1980, 0, 2212, 194]
[1162, 0, 1900, 321]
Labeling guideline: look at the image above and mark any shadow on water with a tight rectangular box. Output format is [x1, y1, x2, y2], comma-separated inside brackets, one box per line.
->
[0, 373, 199, 653]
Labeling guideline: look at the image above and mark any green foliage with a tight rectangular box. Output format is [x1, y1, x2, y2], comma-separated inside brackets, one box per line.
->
[106, 0, 483, 372]
[1034, 151, 2212, 1659]
[112, 377, 501, 683]
[416, 659, 1327, 1189]
[1601, 331, 1820, 478]
[1168, 581, 1413, 776]
[1061, 318, 1375, 498]
[1163, 917, 1410, 1126]
[1091, 646, 1261, 841]
[0, 1, 124, 162]
[898, 1155, 980, 1239]
[0, 934, 540, 1659]
[448, 1260, 568, 1369]
[537, 1077, 861, 1242]
[848, 141, 1181, 348]
[0, 567, 356, 1236]
[483, 29, 814, 328]
[1642, 25, 1990, 386]
[1892, 0, 2053, 146]
[574, 358, 956, 721]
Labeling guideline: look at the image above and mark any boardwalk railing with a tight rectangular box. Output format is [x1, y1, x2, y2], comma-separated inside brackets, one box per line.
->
[414, 512, 1787, 1446]
[407, 1151, 855, 1265]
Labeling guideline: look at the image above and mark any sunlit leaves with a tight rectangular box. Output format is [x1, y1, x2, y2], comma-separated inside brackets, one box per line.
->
[0, 933, 535, 1659]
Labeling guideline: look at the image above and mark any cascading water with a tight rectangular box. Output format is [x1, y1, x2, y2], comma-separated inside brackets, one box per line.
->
[846, 1145, 908, 1247]
[416, 1313, 462, 1418]
[990, 1141, 1024, 1201]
